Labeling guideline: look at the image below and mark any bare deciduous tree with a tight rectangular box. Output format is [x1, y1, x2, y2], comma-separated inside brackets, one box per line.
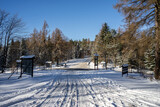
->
[0, 9, 24, 73]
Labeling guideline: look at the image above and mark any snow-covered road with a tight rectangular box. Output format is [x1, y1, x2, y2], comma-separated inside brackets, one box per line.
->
[0, 59, 160, 107]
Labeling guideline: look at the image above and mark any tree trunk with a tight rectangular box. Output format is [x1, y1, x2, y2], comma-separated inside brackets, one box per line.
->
[56, 58, 59, 66]
[104, 54, 107, 69]
[114, 54, 117, 67]
[155, 1, 160, 79]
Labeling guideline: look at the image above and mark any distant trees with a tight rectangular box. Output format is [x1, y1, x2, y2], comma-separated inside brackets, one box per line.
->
[67, 40, 75, 59]
[46, 35, 52, 61]
[81, 38, 91, 57]
[114, 0, 160, 79]
[27, 21, 50, 65]
[26, 21, 92, 66]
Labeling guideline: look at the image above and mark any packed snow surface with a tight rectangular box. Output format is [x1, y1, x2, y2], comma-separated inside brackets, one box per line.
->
[0, 58, 160, 107]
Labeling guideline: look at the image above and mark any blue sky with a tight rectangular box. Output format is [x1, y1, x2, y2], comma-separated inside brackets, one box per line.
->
[0, 0, 124, 41]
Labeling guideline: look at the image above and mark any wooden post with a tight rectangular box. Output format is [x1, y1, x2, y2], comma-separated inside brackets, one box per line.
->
[31, 59, 33, 77]
[19, 61, 23, 79]
[97, 56, 98, 70]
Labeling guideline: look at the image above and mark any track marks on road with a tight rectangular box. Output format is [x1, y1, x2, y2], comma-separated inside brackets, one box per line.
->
[1, 70, 160, 107]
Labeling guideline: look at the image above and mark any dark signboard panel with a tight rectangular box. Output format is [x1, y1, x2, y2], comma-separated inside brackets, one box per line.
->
[122, 64, 128, 77]
[19, 55, 35, 78]
[22, 59, 33, 75]
[94, 53, 99, 69]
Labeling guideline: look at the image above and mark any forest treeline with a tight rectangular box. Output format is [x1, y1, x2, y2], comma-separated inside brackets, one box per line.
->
[114, 0, 160, 79]
[26, 21, 93, 65]
[94, 23, 155, 71]
[0, 19, 93, 67]
[0, 18, 156, 72]
[0, 0, 160, 79]
[94, 0, 160, 79]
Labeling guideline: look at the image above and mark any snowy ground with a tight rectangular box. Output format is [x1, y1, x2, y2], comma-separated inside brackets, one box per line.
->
[0, 58, 160, 107]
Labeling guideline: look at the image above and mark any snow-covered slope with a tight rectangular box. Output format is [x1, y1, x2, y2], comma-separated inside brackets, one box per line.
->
[0, 59, 160, 107]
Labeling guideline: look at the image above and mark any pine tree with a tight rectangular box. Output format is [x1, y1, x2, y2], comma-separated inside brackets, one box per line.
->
[75, 41, 80, 58]
[96, 23, 112, 69]
[144, 48, 155, 70]
[81, 38, 89, 57]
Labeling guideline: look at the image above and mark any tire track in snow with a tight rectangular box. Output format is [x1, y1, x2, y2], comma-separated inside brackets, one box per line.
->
[64, 80, 75, 107]
[10, 70, 63, 107]
[0, 81, 51, 102]
[78, 73, 119, 106]
[11, 80, 58, 107]
[90, 77, 125, 107]
[53, 80, 68, 107]
[0, 70, 59, 104]
[55, 72, 79, 107]
[86, 78, 107, 106]
[93, 78, 156, 107]
[79, 74, 138, 107]
[90, 77, 137, 107]
[35, 82, 60, 107]
[32, 73, 62, 107]
[76, 82, 79, 107]
[90, 78, 114, 107]
[78, 78, 101, 107]
[1, 68, 160, 107]
[39, 79, 67, 107]
[88, 77, 123, 106]
[74, 72, 113, 106]
[83, 71, 157, 107]
[68, 80, 78, 107]
[123, 90, 160, 107]
[59, 75, 70, 107]
[77, 78, 95, 107]
[0, 81, 53, 107]
[0, 90, 38, 107]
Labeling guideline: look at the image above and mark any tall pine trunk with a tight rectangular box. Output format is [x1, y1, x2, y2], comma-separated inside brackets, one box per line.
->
[155, 1, 160, 79]
[104, 54, 107, 69]
[114, 54, 117, 67]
